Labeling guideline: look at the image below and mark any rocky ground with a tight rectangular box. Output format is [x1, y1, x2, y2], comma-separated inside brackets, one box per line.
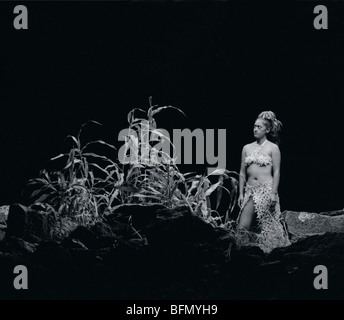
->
[0, 204, 343, 300]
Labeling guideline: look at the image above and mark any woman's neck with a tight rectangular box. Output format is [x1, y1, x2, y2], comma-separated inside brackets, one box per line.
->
[256, 137, 267, 146]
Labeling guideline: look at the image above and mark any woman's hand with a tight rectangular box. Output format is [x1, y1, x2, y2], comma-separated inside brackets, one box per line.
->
[270, 192, 277, 208]
[238, 194, 244, 208]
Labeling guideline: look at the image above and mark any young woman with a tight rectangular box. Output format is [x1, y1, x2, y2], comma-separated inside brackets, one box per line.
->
[237, 111, 290, 253]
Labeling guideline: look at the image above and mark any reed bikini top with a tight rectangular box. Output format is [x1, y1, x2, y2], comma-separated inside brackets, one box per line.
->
[244, 140, 273, 167]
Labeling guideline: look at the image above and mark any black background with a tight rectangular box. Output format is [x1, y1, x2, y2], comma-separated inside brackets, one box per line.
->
[0, 1, 343, 213]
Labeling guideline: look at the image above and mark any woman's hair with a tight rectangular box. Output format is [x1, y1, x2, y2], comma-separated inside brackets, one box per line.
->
[257, 111, 282, 144]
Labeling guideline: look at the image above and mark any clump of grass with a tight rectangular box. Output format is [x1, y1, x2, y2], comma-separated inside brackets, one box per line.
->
[115, 97, 239, 228]
[114, 97, 186, 207]
[26, 98, 239, 243]
[182, 168, 239, 228]
[27, 120, 122, 228]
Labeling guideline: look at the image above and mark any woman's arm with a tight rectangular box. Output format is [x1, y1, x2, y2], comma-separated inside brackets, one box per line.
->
[239, 146, 247, 197]
[271, 144, 281, 196]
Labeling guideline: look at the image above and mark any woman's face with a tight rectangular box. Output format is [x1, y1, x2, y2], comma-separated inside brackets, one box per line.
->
[253, 118, 270, 139]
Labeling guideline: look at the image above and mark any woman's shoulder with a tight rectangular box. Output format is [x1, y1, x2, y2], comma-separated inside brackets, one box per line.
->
[244, 142, 256, 148]
[242, 142, 256, 152]
[247, 141, 260, 147]
[267, 140, 280, 153]
[267, 140, 279, 149]
[242, 143, 250, 149]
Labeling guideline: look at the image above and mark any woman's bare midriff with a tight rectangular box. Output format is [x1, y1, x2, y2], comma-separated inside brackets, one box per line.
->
[246, 164, 273, 185]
